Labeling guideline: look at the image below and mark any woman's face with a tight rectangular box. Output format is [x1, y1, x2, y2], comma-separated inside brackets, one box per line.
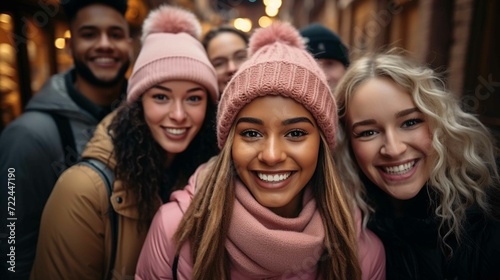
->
[232, 95, 320, 218]
[142, 80, 208, 158]
[206, 32, 248, 94]
[346, 77, 434, 200]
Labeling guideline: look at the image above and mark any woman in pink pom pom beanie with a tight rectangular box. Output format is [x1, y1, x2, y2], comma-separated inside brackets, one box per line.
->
[30, 5, 219, 280]
[135, 21, 386, 280]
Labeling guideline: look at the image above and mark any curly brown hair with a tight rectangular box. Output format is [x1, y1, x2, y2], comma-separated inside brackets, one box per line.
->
[109, 99, 218, 230]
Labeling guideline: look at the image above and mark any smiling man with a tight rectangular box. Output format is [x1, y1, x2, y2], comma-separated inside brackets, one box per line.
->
[0, 1, 131, 279]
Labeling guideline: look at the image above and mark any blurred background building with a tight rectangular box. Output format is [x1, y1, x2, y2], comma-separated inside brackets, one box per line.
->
[0, 0, 499, 142]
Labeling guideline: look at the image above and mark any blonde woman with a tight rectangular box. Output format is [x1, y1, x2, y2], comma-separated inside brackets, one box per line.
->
[335, 51, 500, 280]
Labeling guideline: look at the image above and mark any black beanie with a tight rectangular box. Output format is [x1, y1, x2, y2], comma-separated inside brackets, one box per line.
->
[61, 0, 128, 21]
[299, 23, 350, 67]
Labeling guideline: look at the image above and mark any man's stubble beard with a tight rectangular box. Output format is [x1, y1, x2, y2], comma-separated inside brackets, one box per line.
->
[73, 57, 130, 88]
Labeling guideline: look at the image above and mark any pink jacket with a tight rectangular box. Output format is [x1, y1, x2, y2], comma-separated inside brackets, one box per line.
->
[135, 163, 385, 280]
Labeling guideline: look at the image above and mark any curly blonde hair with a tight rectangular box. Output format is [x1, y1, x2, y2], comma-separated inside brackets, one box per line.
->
[334, 51, 499, 246]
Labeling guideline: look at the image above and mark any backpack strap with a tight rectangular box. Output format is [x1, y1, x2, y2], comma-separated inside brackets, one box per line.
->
[172, 254, 179, 280]
[79, 158, 117, 280]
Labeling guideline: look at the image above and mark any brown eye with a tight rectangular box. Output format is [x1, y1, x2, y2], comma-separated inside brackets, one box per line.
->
[286, 129, 307, 138]
[152, 94, 168, 101]
[240, 130, 260, 138]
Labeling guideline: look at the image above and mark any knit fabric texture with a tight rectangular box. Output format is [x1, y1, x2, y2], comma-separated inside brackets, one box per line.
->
[300, 23, 350, 67]
[217, 22, 337, 150]
[227, 180, 324, 277]
[127, 5, 218, 103]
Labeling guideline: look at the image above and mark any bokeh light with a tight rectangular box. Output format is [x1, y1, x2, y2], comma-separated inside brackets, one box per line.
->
[233, 18, 252, 32]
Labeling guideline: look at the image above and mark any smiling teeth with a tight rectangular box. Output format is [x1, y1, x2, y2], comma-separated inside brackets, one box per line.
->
[258, 172, 291, 182]
[94, 57, 114, 63]
[383, 161, 415, 175]
[166, 128, 186, 135]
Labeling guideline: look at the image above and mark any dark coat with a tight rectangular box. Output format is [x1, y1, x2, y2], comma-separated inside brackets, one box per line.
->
[365, 180, 500, 280]
[0, 69, 124, 280]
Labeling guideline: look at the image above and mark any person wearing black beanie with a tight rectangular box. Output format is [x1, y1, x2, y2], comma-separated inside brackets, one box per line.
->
[300, 23, 349, 91]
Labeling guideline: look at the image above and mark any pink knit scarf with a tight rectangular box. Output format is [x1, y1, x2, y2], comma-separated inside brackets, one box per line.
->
[226, 179, 325, 278]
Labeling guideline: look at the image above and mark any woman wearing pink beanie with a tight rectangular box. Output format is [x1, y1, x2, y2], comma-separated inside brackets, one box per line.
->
[30, 5, 219, 280]
[135, 21, 385, 280]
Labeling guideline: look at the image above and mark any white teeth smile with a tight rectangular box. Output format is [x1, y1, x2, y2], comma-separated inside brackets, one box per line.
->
[257, 172, 291, 183]
[383, 161, 415, 175]
[94, 57, 114, 63]
[166, 128, 186, 135]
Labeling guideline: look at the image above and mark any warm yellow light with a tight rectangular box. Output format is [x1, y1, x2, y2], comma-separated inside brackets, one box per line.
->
[54, 38, 66, 49]
[0, 14, 11, 24]
[233, 18, 252, 33]
[64, 30, 71, 38]
[258, 16, 273, 28]
[263, 0, 282, 8]
[265, 6, 279, 17]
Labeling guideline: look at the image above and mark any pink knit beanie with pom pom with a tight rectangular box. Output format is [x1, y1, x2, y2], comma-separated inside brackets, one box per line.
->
[217, 22, 337, 150]
[127, 5, 218, 103]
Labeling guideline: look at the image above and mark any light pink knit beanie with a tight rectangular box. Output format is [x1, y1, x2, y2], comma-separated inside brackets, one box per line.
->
[217, 21, 337, 150]
[127, 5, 218, 103]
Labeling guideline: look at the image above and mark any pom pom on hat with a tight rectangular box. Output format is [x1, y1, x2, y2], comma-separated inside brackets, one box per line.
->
[248, 22, 305, 55]
[140, 5, 201, 42]
[127, 5, 218, 103]
[217, 21, 338, 150]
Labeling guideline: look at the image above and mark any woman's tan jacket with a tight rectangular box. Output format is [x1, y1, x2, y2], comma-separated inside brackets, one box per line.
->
[31, 112, 158, 280]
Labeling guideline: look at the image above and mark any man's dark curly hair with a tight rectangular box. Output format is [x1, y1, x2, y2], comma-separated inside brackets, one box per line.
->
[109, 98, 218, 230]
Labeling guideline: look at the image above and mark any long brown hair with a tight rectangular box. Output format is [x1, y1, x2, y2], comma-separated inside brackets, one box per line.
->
[175, 127, 362, 280]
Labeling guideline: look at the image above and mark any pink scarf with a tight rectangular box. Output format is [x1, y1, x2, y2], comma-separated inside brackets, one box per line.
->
[226, 179, 325, 278]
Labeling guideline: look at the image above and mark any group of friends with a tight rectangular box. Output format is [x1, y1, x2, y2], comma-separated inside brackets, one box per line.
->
[0, 0, 498, 279]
